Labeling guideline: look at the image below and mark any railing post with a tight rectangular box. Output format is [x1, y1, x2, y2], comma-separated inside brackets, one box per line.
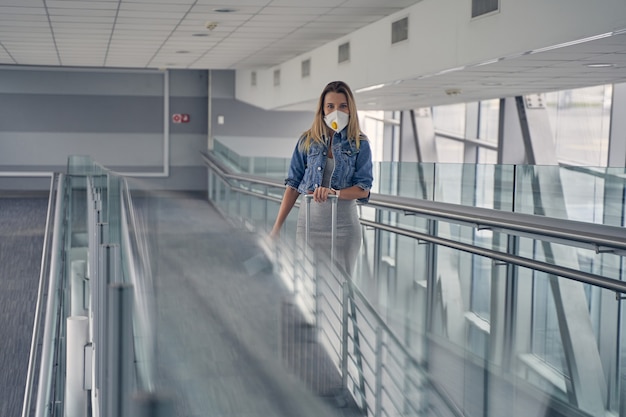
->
[70, 260, 88, 317]
[64, 316, 89, 417]
[330, 196, 337, 266]
[314, 256, 320, 330]
[374, 326, 384, 417]
[300, 196, 312, 311]
[96, 241, 115, 417]
[107, 283, 134, 417]
[341, 281, 349, 390]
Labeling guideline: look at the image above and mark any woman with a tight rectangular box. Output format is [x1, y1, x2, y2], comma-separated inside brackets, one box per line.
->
[270, 80, 373, 277]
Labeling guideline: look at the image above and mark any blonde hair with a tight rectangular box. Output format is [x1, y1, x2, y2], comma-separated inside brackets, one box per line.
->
[299, 81, 364, 152]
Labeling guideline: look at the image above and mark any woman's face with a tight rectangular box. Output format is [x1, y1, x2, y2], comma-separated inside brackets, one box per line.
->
[323, 91, 349, 116]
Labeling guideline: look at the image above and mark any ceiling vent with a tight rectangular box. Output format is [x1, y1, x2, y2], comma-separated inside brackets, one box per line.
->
[391, 17, 409, 44]
[301, 58, 311, 78]
[251, 71, 256, 87]
[338, 42, 350, 64]
[273, 69, 280, 86]
[472, 0, 499, 17]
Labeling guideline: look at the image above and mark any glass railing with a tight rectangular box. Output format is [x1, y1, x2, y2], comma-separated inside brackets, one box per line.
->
[24, 156, 160, 417]
[213, 138, 290, 179]
[204, 143, 626, 417]
[212, 139, 625, 228]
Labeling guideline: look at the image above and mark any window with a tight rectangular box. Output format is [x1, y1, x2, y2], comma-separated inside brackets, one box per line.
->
[544, 85, 612, 166]
[472, 0, 499, 17]
[273, 69, 280, 86]
[301, 59, 310, 78]
[391, 17, 409, 44]
[338, 42, 350, 64]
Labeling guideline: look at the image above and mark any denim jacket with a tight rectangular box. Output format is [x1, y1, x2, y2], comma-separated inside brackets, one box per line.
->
[285, 129, 373, 203]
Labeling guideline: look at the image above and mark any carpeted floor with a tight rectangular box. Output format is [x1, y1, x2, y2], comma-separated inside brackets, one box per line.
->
[0, 196, 48, 417]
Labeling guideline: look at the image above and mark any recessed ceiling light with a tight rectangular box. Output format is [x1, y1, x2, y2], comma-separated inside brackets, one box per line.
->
[356, 83, 385, 93]
[214, 8, 237, 13]
[586, 63, 613, 68]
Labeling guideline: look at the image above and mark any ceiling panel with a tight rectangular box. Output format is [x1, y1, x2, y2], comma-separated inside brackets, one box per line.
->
[1, 0, 625, 110]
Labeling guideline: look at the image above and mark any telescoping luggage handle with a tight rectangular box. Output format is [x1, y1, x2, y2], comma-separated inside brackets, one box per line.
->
[303, 194, 364, 402]
[304, 194, 338, 265]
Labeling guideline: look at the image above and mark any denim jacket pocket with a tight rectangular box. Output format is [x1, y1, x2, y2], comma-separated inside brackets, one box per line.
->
[300, 146, 324, 192]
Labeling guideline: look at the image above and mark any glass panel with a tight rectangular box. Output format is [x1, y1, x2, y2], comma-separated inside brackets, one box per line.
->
[433, 103, 466, 136]
[434, 136, 464, 163]
[544, 85, 612, 166]
[478, 99, 500, 144]
[359, 110, 386, 162]
[478, 148, 497, 163]
[434, 163, 514, 210]
[515, 165, 626, 225]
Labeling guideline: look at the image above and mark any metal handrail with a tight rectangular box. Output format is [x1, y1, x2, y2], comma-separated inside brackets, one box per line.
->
[360, 218, 626, 295]
[203, 150, 626, 253]
[367, 193, 626, 254]
[21, 173, 57, 417]
[119, 178, 156, 393]
[34, 173, 67, 417]
[203, 150, 626, 292]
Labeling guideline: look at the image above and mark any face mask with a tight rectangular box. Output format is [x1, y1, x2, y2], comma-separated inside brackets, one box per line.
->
[324, 110, 349, 133]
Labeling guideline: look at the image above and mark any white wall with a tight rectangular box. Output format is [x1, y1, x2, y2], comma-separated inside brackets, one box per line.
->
[236, 0, 626, 110]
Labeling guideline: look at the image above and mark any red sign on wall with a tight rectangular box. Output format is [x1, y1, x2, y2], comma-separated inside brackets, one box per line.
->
[172, 113, 190, 123]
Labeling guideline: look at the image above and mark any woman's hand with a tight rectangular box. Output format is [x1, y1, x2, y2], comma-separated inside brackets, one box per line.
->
[311, 186, 336, 203]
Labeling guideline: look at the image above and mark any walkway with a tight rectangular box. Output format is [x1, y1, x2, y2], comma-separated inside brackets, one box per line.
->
[146, 193, 362, 417]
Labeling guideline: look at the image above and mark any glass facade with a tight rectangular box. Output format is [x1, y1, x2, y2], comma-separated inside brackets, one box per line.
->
[545, 85, 612, 166]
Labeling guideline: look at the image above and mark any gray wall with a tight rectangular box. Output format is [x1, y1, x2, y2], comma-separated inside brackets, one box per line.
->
[0, 67, 208, 191]
[210, 70, 314, 142]
[0, 67, 313, 191]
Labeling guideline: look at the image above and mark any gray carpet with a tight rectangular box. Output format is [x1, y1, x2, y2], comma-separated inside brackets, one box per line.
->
[0, 196, 48, 417]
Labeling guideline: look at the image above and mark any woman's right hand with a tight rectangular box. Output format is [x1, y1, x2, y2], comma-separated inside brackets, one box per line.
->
[269, 228, 280, 240]
[311, 186, 334, 203]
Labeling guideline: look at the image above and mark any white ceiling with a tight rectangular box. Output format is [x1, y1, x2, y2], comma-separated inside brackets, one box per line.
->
[1, 0, 626, 109]
[0, 0, 421, 68]
[356, 30, 626, 110]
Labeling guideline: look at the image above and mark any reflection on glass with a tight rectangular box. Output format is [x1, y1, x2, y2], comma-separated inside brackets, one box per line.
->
[545, 85, 612, 166]
[433, 103, 466, 136]
[479, 99, 500, 145]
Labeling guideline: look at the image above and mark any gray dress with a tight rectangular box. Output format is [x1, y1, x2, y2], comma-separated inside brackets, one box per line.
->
[296, 157, 362, 277]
